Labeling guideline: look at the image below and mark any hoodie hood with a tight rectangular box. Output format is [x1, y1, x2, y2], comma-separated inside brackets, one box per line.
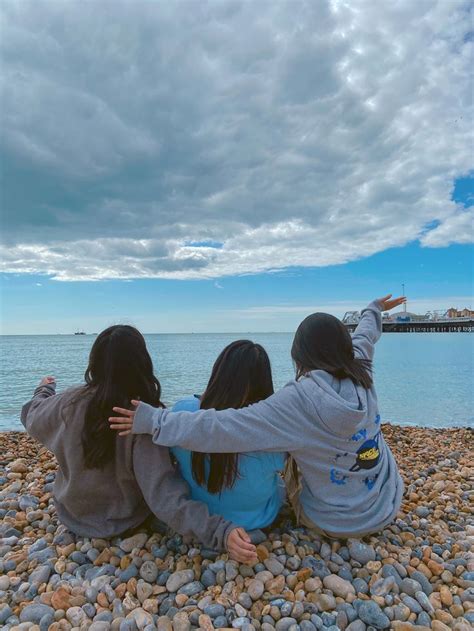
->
[302, 370, 369, 437]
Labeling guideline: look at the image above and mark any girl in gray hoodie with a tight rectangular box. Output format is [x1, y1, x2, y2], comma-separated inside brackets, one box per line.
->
[110, 295, 406, 539]
[22, 325, 255, 562]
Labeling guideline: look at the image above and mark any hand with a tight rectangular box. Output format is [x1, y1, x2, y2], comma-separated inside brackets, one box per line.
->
[226, 527, 258, 564]
[377, 293, 406, 312]
[38, 376, 56, 387]
[108, 401, 139, 436]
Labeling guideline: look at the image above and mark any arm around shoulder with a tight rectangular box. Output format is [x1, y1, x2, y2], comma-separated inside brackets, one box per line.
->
[132, 435, 236, 551]
[133, 382, 308, 454]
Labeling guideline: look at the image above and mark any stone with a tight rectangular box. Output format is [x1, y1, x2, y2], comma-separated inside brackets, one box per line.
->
[248, 579, 265, 600]
[348, 542, 376, 565]
[119, 533, 148, 553]
[20, 605, 55, 624]
[203, 604, 226, 619]
[358, 601, 390, 629]
[314, 594, 336, 611]
[139, 561, 158, 583]
[66, 606, 87, 626]
[323, 574, 356, 598]
[126, 608, 154, 630]
[400, 578, 422, 597]
[166, 570, 194, 593]
[157, 616, 173, 631]
[415, 591, 435, 614]
[275, 618, 298, 631]
[346, 622, 366, 631]
[264, 557, 285, 575]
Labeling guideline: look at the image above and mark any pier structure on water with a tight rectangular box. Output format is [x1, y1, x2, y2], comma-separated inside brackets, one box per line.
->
[343, 308, 474, 333]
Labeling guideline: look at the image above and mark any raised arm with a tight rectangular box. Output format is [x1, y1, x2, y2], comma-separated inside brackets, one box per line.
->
[352, 294, 406, 360]
[132, 436, 255, 561]
[111, 382, 311, 453]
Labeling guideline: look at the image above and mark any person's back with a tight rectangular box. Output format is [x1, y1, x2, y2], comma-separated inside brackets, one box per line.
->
[21, 325, 248, 554]
[22, 383, 153, 537]
[171, 395, 285, 529]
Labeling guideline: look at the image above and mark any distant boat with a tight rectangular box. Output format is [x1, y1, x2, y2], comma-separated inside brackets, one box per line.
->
[74, 331, 86, 335]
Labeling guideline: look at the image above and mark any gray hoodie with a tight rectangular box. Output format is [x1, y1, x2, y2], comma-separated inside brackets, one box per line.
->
[21, 385, 236, 548]
[132, 300, 404, 538]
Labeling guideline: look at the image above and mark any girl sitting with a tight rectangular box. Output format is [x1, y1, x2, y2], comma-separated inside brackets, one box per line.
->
[171, 340, 286, 530]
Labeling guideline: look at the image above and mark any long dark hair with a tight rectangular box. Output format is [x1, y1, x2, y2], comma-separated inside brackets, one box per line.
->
[291, 313, 373, 389]
[81, 325, 163, 469]
[191, 340, 274, 494]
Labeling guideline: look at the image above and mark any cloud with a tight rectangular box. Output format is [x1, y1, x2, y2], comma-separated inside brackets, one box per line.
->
[0, 0, 472, 280]
[420, 207, 473, 247]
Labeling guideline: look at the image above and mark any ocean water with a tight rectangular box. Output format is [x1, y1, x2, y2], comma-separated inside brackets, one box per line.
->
[0, 332, 472, 431]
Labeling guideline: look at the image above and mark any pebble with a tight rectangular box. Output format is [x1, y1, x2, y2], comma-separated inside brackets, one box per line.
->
[1, 428, 472, 631]
[323, 574, 356, 598]
[166, 569, 195, 593]
[119, 533, 148, 553]
[19, 605, 55, 624]
[348, 541, 376, 565]
[358, 601, 390, 629]
[248, 579, 265, 600]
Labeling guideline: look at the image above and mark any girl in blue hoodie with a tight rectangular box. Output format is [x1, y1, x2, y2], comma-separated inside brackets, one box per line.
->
[171, 340, 286, 530]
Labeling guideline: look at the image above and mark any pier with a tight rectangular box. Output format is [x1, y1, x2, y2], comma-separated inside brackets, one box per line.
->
[343, 317, 473, 333]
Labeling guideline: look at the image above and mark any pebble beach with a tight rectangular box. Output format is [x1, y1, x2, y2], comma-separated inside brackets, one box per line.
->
[0, 426, 473, 631]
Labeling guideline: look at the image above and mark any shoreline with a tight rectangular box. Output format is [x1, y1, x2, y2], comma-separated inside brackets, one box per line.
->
[1, 426, 473, 631]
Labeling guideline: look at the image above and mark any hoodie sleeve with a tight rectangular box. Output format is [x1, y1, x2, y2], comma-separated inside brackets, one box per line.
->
[133, 382, 310, 453]
[351, 300, 383, 361]
[132, 436, 237, 550]
[21, 384, 64, 448]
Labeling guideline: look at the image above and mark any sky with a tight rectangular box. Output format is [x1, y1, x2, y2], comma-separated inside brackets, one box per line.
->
[0, 0, 473, 334]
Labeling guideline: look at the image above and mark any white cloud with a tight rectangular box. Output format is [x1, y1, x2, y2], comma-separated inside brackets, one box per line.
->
[420, 207, 474, 247]
[0, 0, 472, 281]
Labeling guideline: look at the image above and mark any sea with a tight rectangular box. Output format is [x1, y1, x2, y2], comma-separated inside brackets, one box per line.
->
[0, 333, 472, 431]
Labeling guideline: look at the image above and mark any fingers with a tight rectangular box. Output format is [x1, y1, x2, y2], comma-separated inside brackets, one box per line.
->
[227, 529, 257, 563]
[378, 293, 392, 303]
[109, 420, 133, 431]
[228, 542, 257, 563]
[131, 400, 140, 407]
[237, 527, 252, 543]
[112, 407, 135, 416]
[118, 430, 131, 437]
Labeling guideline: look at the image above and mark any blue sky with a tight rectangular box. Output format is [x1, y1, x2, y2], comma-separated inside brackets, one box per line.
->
[0, 1, 472, 334]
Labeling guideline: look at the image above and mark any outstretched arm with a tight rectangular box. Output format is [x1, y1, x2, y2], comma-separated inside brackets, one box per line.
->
[352, 294, 406, 360]
[110, 382, 310, 453]
[21, 377, 62, 448]
[132, 436, 256, 562]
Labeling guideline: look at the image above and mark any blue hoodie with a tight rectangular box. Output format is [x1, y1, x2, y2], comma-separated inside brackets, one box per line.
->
[171, 396, 286, 530]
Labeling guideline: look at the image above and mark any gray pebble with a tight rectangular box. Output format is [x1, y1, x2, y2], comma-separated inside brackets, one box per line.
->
[414, 590, 434, 614]
[275, 618, 298, 631]
[139, 560, 158, 583]
[20, 604, 55, 624]
[348, 541, 376, 565]
[358, 601, 390, 629]
[399, 578, 422, 597]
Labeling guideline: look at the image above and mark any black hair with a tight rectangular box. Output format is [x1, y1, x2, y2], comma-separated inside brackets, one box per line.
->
[81, 325, 163, 469]
[191, 340, 274, 494]
[291, 313, 373, 389]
